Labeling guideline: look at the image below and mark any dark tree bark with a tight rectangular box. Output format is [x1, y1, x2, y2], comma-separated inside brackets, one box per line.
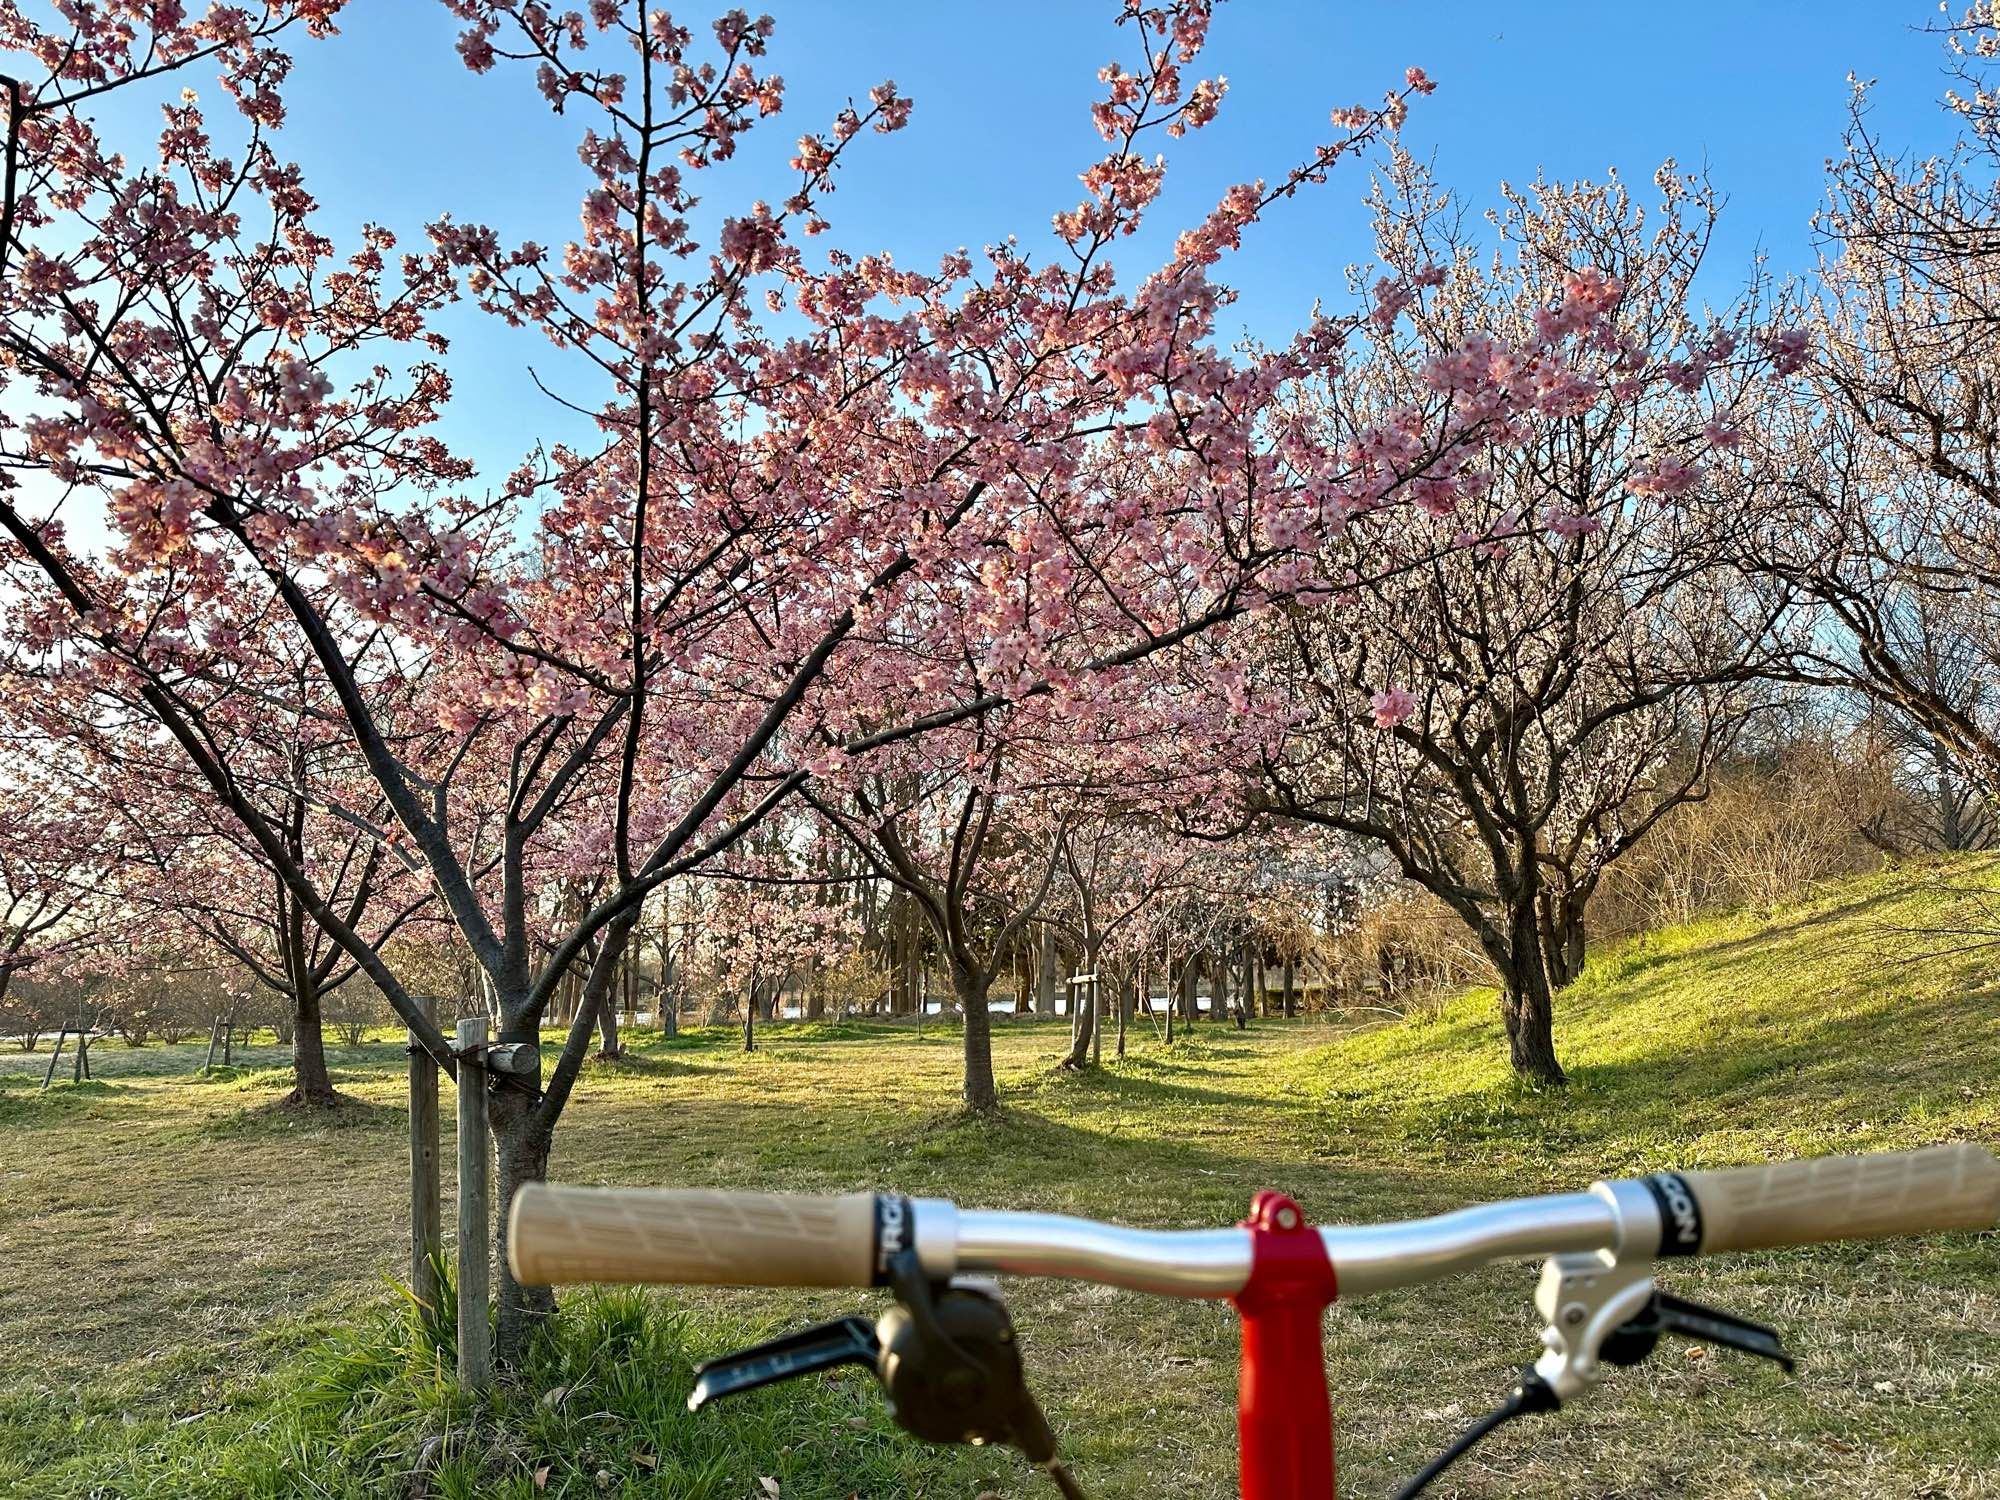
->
[489, 1087, 554, 1362]
[287, 976, 338, 1106]
[957, 962, 999, 1111]
[277, 895, 340, 1109]
[1538, 888, 1589, 991]
[1496, 897, 1567, 1086]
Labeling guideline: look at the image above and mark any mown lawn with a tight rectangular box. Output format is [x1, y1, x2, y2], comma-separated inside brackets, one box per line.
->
[2, 858, 1998, 1498]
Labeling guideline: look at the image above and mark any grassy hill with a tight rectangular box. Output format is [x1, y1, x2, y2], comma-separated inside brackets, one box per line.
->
[1, 859, 1996, 1498]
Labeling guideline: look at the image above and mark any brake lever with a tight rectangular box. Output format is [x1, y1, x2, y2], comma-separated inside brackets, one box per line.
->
[1602, 1289, 1796, 1372]
[688, 1315, 880, 1410]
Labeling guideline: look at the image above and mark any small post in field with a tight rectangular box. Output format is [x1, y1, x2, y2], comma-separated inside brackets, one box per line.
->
[455, 1015, 492, 1391]
[408, 997, 443, 1317]
[40, 1028, 66, 1089]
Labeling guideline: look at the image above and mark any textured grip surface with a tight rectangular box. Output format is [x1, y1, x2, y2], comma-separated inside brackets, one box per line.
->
[1682, 1144, 2000, 1254]
[509, 1184, 880, 1288]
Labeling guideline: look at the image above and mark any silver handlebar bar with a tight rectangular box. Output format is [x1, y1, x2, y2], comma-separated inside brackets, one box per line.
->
[920, 1182, 1657, 1299]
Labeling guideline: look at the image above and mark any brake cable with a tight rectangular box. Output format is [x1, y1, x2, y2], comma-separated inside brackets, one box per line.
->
[1389, 1369, 1559, 1499]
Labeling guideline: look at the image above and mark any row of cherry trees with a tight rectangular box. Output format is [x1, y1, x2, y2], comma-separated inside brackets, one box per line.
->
[2, 0, 1988, 1361]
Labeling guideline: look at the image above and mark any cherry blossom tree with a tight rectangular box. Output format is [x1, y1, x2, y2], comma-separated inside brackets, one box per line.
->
[1725, 43, 2000, 812]
[117, 771, 437, 1105]
[0, 759, 118, 1040]
[0, 0, 1664, 1354]
[1208, 160, 1787, 1084]
[1052, 814, 1207, 1065]
[804, 724, 1072, 1111]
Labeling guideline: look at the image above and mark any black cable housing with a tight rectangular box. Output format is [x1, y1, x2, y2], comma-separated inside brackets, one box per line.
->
[1390, 1369, 1561, 1500]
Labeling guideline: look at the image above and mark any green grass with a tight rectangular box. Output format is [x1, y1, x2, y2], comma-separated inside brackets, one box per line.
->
[2, 859, 1998, 1497]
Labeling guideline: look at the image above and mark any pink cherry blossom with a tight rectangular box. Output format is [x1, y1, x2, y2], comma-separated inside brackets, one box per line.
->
[1369, 685, 1417, 727]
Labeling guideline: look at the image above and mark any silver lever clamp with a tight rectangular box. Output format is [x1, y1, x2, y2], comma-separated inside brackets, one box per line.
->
[1530, 1250, 1657, 1404]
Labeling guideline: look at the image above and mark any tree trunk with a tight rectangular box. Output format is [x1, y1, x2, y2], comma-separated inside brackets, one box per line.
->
[1558, 916, 1585, 988]
[1036, 927, 1058, 1015]
[1090, 975, 1103, 1065]
[488, 1087, 554, 1366]
[1537, 890, 1588, 990]
[1501, 900, 1567, 1086]
[657, 949, 680, 1037]
[1117, 965, 1132, 1059]
[957, 965, 999, 1111]
[596, 995, 621, 1058]
[286, 976, 340, 1108]
[1281, 955, 1297, 1019]
[1060, 952, 1097, 1069]
[1502, 969, 1566, 1085]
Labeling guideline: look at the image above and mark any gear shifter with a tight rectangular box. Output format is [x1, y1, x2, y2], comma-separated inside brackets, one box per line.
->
[687, 1248, 1083, 1496]
[687, 1314, 880, 1410]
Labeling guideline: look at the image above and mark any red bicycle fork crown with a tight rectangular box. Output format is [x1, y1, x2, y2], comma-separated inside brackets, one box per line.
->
[1231, 1190, 1341, 1500]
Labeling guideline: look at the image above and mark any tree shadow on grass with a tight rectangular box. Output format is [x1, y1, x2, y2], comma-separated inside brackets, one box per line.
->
[586, 1049, 723, 1079]
[199, 1091, 404, 1139]
[0, 1078, 139, 1125]
[1024, 1058, 1274, 1115]
[1558, 978, 1998, 1142]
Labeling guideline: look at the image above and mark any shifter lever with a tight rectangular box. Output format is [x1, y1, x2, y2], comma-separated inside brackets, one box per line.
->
[686, 1249, 1076, 1491]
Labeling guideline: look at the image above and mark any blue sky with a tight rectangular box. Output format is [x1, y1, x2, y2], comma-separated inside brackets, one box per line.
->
[102, 1, 1972, 483]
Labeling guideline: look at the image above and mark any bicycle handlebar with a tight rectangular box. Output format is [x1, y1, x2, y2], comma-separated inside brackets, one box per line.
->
[508, 1186, 885, 1289]
[1673, 1144, 2000, 1253]
[508, 1144, 2000, 1296]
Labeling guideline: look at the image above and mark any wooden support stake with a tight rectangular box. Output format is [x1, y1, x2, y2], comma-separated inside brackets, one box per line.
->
[1119, 968, 1134, 1059]
[454, 1016, 492, 1391]
[408, 1002, 443, 1316]
[204, 1016, 222, 1070]
[41, 1029, 65, 1090]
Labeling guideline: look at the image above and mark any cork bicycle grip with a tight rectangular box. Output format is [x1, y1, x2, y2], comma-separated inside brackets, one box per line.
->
[508, 1184, 883, 1288]
[1668, 1145, 2000, 1255]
